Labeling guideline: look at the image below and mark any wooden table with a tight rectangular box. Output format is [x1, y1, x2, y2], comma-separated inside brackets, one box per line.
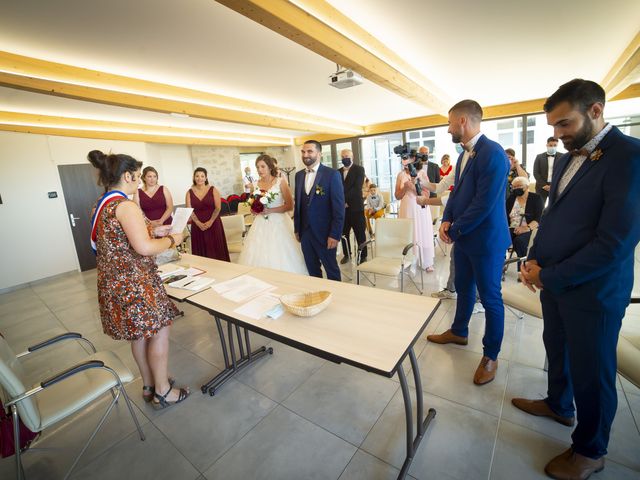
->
[187, 266, 441, 479]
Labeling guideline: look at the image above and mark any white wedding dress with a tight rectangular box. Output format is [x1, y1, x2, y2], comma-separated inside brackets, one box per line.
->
[238, 178, 309, 275]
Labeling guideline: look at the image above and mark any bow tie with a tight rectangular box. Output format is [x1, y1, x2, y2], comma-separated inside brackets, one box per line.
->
[306, 168, 314, 174]
[570, 148, 589, 158]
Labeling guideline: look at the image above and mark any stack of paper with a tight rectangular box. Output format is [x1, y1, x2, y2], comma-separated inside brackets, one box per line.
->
[212, 275, 275, 302]
[233, 293, 282, 320]
[158, 264, 205, 280]
[168, 276, 215, 291]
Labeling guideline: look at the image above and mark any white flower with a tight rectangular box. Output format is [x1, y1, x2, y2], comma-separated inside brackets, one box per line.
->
[259, 196, 269, 205]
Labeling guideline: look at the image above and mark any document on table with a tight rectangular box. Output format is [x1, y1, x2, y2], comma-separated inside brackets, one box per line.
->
[168, 276, 215, 291]
[158, 263, 205, 280]
[212, 275, 275, 302]
[171, 207, 193, 234]
[234, 293, 282, 320]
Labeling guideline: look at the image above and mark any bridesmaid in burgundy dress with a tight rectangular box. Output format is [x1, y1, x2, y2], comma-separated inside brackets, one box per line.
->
[185, 167, 230, 261]
[135, 166, 174, 226]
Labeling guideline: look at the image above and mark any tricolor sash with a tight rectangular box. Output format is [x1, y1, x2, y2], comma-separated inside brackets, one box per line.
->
[90, 190, 127, 254]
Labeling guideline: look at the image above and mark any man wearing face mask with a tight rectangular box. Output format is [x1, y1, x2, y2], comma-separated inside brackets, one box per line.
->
[338, 148, 368, 264]
[505, 176, 543, 273]
[533, 136, 561, 204]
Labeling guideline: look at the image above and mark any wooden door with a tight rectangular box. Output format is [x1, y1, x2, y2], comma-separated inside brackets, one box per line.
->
[58, 164, 103, 271]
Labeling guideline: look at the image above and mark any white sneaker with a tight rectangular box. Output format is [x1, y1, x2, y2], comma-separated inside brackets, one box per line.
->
[472, 303, 485, 314]
[431, 289, 457, 299]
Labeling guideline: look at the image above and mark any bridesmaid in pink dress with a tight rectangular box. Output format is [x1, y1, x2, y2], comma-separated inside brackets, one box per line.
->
[135, 166, 174, 226]
[395, 163, 435, 271]
[185, 167, 230, 262]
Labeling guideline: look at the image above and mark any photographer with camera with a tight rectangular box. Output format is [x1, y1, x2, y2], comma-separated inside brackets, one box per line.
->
[394, 146, 435, 272]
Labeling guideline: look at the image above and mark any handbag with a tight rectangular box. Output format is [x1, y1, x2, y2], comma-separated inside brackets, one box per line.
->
[0, 397, 39, 458]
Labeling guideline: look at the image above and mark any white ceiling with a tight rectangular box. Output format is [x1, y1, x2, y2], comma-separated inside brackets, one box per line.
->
[0, 0, 638, 138]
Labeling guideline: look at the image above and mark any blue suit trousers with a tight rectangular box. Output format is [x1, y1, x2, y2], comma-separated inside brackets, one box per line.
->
[301, 229, 341, 281]
[450, 246, 505, 360]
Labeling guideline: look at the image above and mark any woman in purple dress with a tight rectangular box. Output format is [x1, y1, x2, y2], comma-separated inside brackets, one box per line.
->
[134, 166, 174, 226]
[185, 167, 230, 261]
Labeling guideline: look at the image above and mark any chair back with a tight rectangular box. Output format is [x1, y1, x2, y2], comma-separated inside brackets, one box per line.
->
[220, 214, 245, 245]
[374, 218, 414, 260]
[219, 198, 231, 216]
[237, 202, 251, 217]
[0, 336, 41, 431]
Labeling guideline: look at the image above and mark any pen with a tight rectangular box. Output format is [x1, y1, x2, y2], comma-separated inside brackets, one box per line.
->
[182, 280, 196, 287]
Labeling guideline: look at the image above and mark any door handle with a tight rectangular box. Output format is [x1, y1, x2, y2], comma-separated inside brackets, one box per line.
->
[69, 213, 80, 227]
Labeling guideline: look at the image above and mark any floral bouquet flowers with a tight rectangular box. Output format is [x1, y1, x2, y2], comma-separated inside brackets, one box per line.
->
[245, 189, 279, 219]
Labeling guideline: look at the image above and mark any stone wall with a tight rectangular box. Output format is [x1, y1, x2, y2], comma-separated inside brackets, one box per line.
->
[189, 145, 297, 197]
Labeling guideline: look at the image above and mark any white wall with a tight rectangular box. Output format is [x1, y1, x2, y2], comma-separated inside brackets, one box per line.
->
[0, 132, 79, 290]
[0, 132, 193, 290]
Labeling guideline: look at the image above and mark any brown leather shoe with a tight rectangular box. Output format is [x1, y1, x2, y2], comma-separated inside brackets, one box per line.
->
[426, 329, 468, 345]
[511, 398, 575, 427]
[473, 356, 497, 385]
[544, 448, 604, 480]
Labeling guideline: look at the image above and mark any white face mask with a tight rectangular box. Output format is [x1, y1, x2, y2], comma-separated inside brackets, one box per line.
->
[547, 146, 557, 155]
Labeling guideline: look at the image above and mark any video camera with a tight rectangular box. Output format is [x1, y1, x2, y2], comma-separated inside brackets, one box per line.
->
[393, 144, 427, 199]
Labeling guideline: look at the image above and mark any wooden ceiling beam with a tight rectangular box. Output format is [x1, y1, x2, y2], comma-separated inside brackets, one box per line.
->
[602, 31, 640, 98]
[216, 0, 451, 114]
[0, 110, 292, 146]
[0, 51, 362, 135]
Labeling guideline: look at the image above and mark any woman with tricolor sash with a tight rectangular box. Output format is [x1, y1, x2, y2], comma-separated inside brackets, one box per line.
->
[88, 150, 190, 409]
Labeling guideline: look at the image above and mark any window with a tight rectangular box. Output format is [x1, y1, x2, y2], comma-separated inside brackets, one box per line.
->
[359, 133, 402, 193]
[239, 152, 261, 178]
[320, 144, 333, 168]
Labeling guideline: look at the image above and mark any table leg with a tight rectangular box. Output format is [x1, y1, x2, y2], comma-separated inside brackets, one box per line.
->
[396, 347, 437, 480]
[200, 315, 273, 396]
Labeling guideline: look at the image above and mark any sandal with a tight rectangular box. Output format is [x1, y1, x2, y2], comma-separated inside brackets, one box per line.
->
[142, 377, 176, 403]
[152, 386, 190, 410]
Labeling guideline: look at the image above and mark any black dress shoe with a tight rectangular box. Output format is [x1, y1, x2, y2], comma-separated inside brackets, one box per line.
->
[340, 256, 351, 265]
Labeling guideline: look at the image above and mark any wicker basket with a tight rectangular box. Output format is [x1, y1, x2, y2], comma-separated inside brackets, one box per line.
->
[280, 291, 333, 317]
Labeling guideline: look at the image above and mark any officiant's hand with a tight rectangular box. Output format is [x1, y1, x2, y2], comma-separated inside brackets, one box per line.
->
[153, 225, 172, 237]
[327, 237, 339, 249]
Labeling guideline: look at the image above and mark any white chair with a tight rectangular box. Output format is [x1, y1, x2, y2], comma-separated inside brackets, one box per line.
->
[221, 214, 245, 254]
[355, 218, 423, 293]
[237, 202, 253, 228]
[0, 333, 144, 480]
[618, 299, 640, 389]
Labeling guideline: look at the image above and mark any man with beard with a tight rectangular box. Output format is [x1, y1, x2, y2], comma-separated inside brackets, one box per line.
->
[294, 140, 345, 281]
[426, 100, 511, 385]
[516, 79, 640, 480]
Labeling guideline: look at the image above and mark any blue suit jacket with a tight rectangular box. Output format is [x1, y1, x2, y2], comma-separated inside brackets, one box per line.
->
[294, 164, 345, 243]
[442, 134, 511, 254]
[529, 126, 640, 309]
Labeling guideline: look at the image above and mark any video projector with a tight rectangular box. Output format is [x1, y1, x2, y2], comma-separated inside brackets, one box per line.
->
[328, 69, 363, 89]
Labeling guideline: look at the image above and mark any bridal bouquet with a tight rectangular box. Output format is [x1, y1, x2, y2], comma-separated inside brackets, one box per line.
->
[245, 189, 278, 220]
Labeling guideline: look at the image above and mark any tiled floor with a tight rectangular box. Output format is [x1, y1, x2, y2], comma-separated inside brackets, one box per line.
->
[1, 248, 639, 480]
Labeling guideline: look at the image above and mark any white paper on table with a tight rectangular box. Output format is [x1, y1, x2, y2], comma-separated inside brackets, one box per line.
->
[234, 293, 281, 320]
[158, 264, 185, 279]
[170, 207, 193, 234]
[212, 275, 275, 302]
[168, 276, 215, 291]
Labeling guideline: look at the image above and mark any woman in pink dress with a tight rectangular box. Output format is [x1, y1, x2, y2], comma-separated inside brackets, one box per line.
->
[135, 166, 174, 226]
[395, 161, 435, 272]
[185, 167, 230, 262]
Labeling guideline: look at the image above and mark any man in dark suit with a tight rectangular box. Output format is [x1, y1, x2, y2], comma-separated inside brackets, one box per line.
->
[418, 146, 441, 198]
[338, 148, 367, 264]
[427, 100, 511, 385]
[532, 136, 561, 203]
[294, 140, 345, 281]
[517, 79, 640, 480]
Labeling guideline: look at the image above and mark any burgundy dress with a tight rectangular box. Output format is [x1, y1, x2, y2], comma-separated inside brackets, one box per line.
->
[189, 187, 230, 262]
[139, 186, 172, 225]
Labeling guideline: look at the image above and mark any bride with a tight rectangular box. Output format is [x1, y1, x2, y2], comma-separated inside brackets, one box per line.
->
[238, 154, 308, 275]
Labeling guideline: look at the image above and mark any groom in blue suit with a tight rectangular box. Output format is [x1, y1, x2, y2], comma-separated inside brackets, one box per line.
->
[294, 140, 345, 281]
[427, 100, 511, 386]
[515, 79, 640, 480]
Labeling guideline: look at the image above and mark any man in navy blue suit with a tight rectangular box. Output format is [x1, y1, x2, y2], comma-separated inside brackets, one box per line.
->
[427, 100, 511, 385]
[294, 140, 345, 281]
[515, 79, 640, 480]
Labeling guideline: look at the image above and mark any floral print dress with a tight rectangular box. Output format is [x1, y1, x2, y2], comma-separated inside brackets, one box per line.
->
[96, 198, 178, 340]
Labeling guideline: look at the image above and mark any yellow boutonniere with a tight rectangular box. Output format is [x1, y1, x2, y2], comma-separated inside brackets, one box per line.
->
[315, 185, 325, 196]
[590, 149, 603, 162]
